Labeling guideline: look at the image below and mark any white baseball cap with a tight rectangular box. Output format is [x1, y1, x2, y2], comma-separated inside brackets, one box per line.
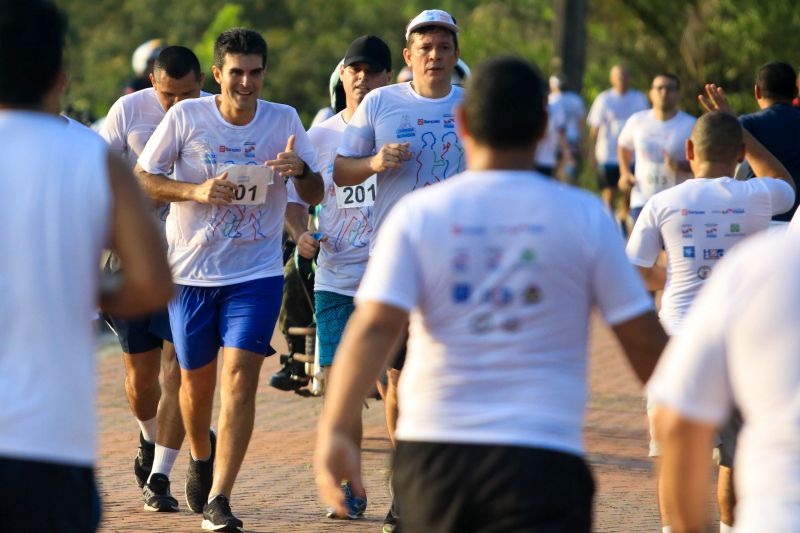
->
[405, 9, 460, 41]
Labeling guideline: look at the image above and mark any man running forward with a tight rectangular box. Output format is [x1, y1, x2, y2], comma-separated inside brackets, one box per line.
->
[285, 34, 392, 520]
[626, 85, 795, 533]
[0, 3, 172, 531]
[100, 45, 207, 512]
[136, 28, 323, 532]
[333, 10, 465, 531]
[316, 55, 667, 533]
[618, 73, 696, 224]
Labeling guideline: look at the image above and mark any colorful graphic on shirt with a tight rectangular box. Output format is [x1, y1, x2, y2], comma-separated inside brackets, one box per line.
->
[207, 205, 266, 242]
[413, 129, 464, 190]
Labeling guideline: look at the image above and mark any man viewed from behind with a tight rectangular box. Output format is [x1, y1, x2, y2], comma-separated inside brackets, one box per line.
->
[316, 55, 667, 533]
[0, 3, 173, 532]
[100, 45, 206, 512]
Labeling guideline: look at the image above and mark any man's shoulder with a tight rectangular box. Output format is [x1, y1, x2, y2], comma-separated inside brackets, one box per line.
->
[308, 112, 345, 145]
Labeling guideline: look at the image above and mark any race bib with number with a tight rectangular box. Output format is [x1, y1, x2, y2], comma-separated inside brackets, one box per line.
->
[219, 164, 273, 205]
[335, 174, 377, 208]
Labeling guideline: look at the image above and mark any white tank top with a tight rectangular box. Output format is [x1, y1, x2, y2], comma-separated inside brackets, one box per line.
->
[0, 110, 111, 466]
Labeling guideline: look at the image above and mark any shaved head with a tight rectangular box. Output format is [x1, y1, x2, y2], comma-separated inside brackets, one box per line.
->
[610, 65, 630, 92]
[690, 112, 743, 164]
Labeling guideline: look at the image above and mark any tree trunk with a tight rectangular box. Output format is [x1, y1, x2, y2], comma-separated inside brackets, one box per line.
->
[553, 0, 588, 93]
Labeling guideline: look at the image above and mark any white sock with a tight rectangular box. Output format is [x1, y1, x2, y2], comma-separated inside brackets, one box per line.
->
[720, 523, 733, 532]
[147, 445, 180, 483]
[137, 416, 157, 444]
[208, 493, 224, 504]
[662, 527, 672, 533]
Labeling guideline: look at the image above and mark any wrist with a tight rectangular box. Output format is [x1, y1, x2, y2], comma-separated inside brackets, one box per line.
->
[294, 161, 309, 180]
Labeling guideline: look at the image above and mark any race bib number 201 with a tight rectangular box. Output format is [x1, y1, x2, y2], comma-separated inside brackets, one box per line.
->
[336, 174, 377, 208]
[220, 164, 273, 205]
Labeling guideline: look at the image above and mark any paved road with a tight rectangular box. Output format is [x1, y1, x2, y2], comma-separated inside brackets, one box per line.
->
[96, 315, 719, 532]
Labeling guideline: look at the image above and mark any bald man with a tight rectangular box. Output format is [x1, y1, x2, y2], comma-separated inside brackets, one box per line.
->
[626, 85, 795, 532]
[587, 65, 649, 221]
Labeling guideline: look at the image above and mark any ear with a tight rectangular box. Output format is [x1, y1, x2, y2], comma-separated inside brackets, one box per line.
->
[385, 70, 394, 84]
[212, 64, 223, 85]
[149, 72, 156, 88]
[754, 84, 761, 100]
[455, 104, 469, 141]
[198, 72, 206, 85]
[402, 48, 412, 68]
[686, 138, 694, 161]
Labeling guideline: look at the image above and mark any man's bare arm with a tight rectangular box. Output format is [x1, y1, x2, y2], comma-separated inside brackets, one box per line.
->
[637, 265, 666, 292]
[291, 170, 324, 206]
[587, 126, 599, 170]
[333, 143, 412, 187]
[285, 202, 320, 259]
[611, 310, 668, 383]
[102, 152, 173, 316]
[653, 407, 716, 533]
[618, 146, 636, 192]
[134, 163, 234, 204]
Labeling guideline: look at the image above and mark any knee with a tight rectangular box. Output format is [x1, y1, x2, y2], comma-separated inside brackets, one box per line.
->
[222, 366, 259, 402]
[126, 364, 160, 394]
[181, 372, 216, 401]
[161, 359, 182, 395]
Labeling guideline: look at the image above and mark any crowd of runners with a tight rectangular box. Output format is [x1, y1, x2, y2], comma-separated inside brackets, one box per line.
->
[3, 2, 800, 533]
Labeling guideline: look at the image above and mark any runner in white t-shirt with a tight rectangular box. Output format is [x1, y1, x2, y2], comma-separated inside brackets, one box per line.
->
[100, 45, 207, 512]
[534, 99, 571, 178]
[0, 4, 173, 531]
[316, 56, 668, 533]
[618, 73, 697, 224]
[649, 229, 800, 533]
[332, 11, 465, 531]
[627, 92, 796, 531]
[549, 74, 585, 182]
[285, 35, 393, 521]
[587, 65, 649, 217]
[136, 29, 323, 532]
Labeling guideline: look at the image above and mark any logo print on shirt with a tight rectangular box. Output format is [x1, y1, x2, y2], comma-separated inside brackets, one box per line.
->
[483, 287, 514, 307]
[396, 114, 415, 139]
[681, 208, 705, 216]
[524, 285, 543, 304]
[219, 145, 242, 153]
[485, 247, 502, 271]
[712, 208, 746, 215]
[683, 246, 695, 258]
[705, 224, 718, 238]
[443, 114, 455, 129]
[452, 249, 470, 273]
[681, 224, 693, 238]
[452, 283, 471, 303]
[697, 265, 712, 280]
[703, 249, 724, 260]
[244, 142, 256, 158]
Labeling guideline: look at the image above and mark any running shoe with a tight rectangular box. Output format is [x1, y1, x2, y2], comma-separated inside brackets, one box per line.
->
[142, 473, 179, 512]
[382, 500, 398, 533]
[186, 430, 216, 514]
[134, 431, 155, 489]
[201, 495, 243, 532]
[326, 480, 367, 519]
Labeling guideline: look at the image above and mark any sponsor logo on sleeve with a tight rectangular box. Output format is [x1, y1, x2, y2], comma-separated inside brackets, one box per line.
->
[705, 223, 718, 238]
[681, 224, 693, 238]
[681, 208, 705, 216]
[683, 246, 695, 258]
[703, 248, 724, 260]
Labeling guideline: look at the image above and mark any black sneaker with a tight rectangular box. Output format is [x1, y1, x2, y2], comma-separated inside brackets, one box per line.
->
[134, 432, 155, 489]
[142, 473, 179, 512]
[201, 495, 243, 532]
[185, 430, 216, 514]
[269, 357, 309, 391]
[382, 501, 398, 533]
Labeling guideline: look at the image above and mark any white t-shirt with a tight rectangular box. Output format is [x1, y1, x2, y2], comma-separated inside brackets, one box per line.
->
[288, 112, 372, 296]
[138, 95, 318, 286]
[586, 88, 649, 164]
[101, 88, 210, 227]
[618, 109, 696, 209]
[337, 82, 465, 251]
[627, 177, 794, 336]
[534, 102, 567, 168]
[0, 111, 112, 467]
[648, 231, 800, 532]
[357, 170, 653, 455]
[549, 91, 586, 144]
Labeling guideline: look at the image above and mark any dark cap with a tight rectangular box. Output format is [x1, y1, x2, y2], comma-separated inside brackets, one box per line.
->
[343, 35, 391, 73]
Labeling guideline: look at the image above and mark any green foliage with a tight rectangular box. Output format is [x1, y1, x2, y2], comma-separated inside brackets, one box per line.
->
[56, 0, 799, 124]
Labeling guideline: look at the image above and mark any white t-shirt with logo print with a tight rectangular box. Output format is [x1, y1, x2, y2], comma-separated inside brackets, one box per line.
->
[357, 170, 653, 455]
[586, 88, 649, 164]
[288, 111, 373, 296]
[138, 95, 319, 287]
[618, 109, 696, 209]
[626, 176, 794, 336]
[647, 231, 800, 532]
[337, 82, 465, 251]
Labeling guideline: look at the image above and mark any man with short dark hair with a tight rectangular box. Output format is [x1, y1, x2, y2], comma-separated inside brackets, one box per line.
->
[136, 27, 322, 532]
[100, 44, 207, 512]
[316, 55, 667, 533]
[0, 3, 173, 531]
[737, 61, 800, 223]
[627, 85, 795, 532]
[333, 11, 465, 531]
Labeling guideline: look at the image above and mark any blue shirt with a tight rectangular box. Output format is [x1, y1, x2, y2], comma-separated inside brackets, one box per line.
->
[740, 103, 800, 221]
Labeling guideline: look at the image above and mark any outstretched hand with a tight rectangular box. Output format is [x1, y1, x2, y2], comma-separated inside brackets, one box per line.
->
[698, 84, 735, 116]
[267, 134, 307, 178]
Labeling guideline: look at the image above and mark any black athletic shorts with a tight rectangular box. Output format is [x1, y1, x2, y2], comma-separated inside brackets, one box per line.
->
[393, 441, 594, 533]
[596, 163, 621, 189]
[0, 456, 100, 532]
[102, 309, 172, 354]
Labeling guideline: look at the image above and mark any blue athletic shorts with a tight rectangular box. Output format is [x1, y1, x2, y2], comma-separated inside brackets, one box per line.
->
[103, 309, 172, 354]
[315, 291, 355, 367]
[169, 276, 283, 370]
[630, 206, 644, 225]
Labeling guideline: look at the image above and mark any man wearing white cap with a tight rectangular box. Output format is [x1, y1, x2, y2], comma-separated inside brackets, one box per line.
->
[333, 9, 464, 532]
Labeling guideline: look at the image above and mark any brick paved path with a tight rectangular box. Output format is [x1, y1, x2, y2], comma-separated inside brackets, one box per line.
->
[96, 316, 718, 532]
